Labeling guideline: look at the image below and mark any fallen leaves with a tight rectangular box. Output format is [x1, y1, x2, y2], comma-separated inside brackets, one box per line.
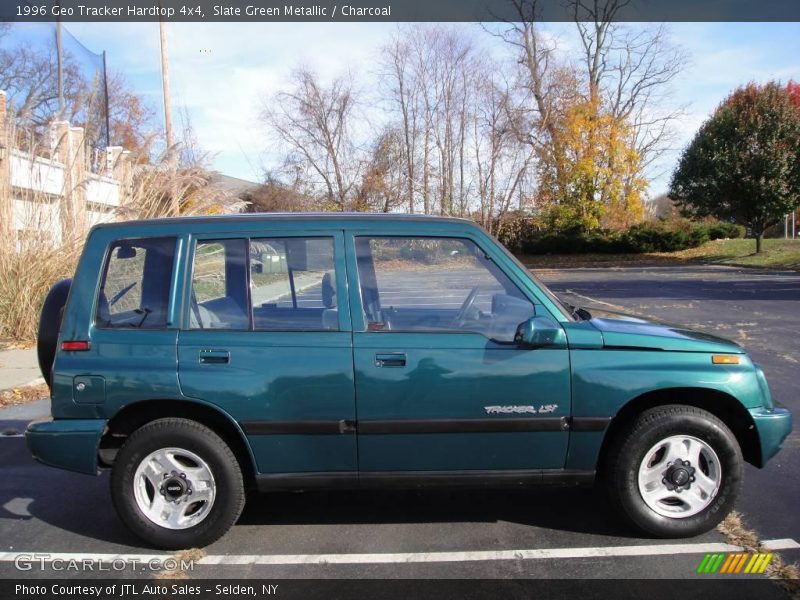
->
[0, 383, 49, 408]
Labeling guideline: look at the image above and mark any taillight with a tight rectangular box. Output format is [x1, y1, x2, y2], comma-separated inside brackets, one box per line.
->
[61, 341, 90, 351]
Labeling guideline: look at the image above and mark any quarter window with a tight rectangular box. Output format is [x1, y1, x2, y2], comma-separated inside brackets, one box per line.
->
[355, 237, 535, 342]
[96, 237, 176, 329]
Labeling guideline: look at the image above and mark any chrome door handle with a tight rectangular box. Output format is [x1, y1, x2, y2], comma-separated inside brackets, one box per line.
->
[375, 353, 406, 368]
[199, 349, 230, 364]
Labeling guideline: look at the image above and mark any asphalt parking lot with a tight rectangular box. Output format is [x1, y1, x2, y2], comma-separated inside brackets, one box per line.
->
[541, 266, 800, 546]
[0, 265, 797, 590]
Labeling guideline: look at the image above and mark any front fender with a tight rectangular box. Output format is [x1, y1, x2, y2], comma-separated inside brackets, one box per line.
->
[565, 349, 765, 470]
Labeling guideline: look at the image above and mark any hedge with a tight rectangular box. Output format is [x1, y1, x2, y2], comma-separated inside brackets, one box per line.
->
[497, 220, 744, 255]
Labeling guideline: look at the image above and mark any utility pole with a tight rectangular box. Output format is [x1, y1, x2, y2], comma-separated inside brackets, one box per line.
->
[55, 18, 64, 117]
[159, 15, 178, 215]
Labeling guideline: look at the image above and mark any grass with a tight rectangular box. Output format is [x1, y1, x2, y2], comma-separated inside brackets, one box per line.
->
[718, 511, 800, 599]
[673, 238, 800, 269]
[519, 238, 800, 270]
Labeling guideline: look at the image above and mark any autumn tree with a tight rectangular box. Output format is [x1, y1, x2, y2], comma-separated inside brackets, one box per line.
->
[354, 127, 407, 212]
[0, 24, 157, 165]
[537, 98, 645, 231]
[498, 0, 684, 231]
[242, 173, 315, 213]
[106, 71, 158, 163]
[670, 82, 800, 253]
[787, 80, 800, 109]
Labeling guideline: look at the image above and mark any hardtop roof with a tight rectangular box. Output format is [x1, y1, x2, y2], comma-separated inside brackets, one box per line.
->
[93, 212, 478, 232]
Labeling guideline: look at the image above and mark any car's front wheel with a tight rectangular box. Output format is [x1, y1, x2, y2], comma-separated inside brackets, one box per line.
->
[111, 418, 245, 549]
[605, 405, 742, 538]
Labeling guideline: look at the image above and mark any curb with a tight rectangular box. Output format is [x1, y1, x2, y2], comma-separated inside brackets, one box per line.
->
[0, 377, 45, 394]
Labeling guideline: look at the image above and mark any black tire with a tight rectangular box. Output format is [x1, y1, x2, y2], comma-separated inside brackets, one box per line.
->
[111, 418, 245, 549]
[37, 278, 72, 388]
[604, 405, 742, 538]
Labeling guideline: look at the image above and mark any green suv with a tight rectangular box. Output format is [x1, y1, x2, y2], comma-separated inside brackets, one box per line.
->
[26, 213, 792, 549]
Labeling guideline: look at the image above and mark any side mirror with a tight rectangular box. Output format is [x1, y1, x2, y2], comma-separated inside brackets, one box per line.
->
[514, 316, 567, 349]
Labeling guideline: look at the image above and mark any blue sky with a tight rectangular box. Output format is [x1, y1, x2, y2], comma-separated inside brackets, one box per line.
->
[7, 21, 800, 197]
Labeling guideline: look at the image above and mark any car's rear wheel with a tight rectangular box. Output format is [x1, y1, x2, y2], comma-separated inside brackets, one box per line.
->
[605, 405, 742, 538]
[111, 418, 245, 549]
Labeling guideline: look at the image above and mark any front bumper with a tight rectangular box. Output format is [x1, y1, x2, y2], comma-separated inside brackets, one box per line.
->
[750, 407, 793, 467]
[25, 418, 106, 475]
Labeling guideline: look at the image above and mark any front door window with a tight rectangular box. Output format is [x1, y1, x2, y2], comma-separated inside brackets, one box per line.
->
[355, 237, 535, 342]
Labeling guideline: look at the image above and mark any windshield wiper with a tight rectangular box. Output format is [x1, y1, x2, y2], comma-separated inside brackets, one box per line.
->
[109, 282, 138, 307]
[130, 307, 152, 328]
[562, 300, 592, 321]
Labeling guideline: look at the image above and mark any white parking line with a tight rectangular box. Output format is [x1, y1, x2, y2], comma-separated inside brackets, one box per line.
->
[1, 539, 797, 567]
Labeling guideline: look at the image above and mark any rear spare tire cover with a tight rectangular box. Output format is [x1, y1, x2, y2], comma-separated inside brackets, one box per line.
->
[37, 278, 72, 388]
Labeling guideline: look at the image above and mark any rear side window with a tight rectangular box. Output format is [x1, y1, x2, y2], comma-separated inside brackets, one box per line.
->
[189, 239, 250, 330]
[250, 237, 337, 331]
[187, 236, 338, 331]
[97, 237, 176, 329]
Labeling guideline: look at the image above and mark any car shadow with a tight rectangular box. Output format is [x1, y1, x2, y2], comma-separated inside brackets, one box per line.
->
[4, 431, 637, 546]
[7, 470, 637, 547]
[238, 486, 637, 539]
[0, 434, 143, 547]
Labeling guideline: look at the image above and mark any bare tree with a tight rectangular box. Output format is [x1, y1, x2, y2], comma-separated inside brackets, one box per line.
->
[176, 105, 207, 169]
[262, 68, 362, 211]
[378, 25, 535, 222]
[572, 0, 688, 170]
[473, 69, 535, 234]
[494, 1, 577, 150]
[429, 29, 473, 217]
[380, 31, 422, 213]
[384, 25, 477, 216]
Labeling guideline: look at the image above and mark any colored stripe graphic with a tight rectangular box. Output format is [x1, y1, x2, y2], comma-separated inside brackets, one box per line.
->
[757, 553, 773, 573]
[696, 554, 712, 574]
[719, 553, 735, 573]
[697, 552, 773, 575]
[734, 553, 749, 573]
[744, 554, 759, 574]
[712, 553, 726, 573]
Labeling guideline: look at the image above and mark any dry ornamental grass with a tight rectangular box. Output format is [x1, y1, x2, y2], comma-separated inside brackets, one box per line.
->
[0, 138, 244, 342]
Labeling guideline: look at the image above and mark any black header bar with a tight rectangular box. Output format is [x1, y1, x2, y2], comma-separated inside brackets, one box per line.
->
[3, 0, 800, 22]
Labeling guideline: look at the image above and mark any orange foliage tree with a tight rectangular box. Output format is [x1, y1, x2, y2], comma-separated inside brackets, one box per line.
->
[536, 98, 646, 233]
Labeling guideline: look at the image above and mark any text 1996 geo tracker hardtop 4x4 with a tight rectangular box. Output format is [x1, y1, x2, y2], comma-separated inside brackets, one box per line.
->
[26, 213, 792, 549]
